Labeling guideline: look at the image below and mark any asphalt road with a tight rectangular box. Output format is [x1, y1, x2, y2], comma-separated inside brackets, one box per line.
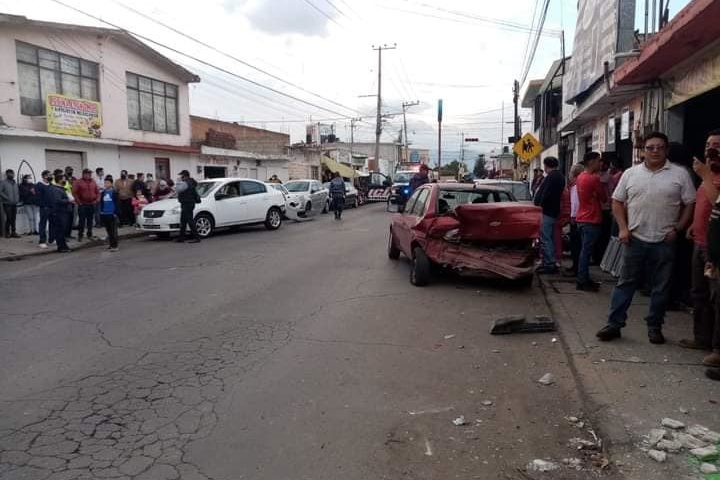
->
[0, 204, 610, 480]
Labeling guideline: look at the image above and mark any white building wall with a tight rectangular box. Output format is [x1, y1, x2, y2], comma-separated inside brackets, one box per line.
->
[117, 148, 195, 181]
[0, 25, 192, 146]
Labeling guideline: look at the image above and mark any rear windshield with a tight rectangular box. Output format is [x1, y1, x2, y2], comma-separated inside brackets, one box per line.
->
[285, 181, 309, 192]
[484, 182, 531, 201]
[438, 189, 513, 214]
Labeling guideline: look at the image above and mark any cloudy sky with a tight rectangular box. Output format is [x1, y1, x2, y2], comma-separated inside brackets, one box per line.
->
[0, 0, 690, 164]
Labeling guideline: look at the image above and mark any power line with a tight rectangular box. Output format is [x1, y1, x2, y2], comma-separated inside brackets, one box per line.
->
[301, 0, 344, 28]
[519, 0, 541, 83]
[109, 0, 359, 115]
[49, 0, 356, 119]
[520, 0, 551, 87]
[319, 0, 349, 20]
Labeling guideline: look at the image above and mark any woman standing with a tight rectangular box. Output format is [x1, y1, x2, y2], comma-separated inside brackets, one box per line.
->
[19, 174, 40, 235]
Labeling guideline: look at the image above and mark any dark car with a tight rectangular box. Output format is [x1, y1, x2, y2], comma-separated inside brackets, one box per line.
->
[387, 183, 542, 286]
[322, 181, 359, 208]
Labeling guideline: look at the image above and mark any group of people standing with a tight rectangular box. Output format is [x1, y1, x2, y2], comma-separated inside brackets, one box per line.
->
[533, 129, 720, 380]
[0, 166, 178, 253]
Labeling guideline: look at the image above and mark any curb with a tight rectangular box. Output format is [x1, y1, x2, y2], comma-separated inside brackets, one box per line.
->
[0, 231, 146, 261]
[537, 275, 635, 454]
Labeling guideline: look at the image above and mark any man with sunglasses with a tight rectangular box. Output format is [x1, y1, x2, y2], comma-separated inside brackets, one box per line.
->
[596, 132, 696, 344]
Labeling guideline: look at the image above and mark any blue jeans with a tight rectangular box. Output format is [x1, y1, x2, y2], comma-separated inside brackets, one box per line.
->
[540, 215, 557, 267]
[39, 207, 51, 243]
[577, 223, 601, 284]
[607, 237, 675, 330]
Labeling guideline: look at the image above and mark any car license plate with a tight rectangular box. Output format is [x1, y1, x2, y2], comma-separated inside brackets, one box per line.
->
[144, 218, 155, 225]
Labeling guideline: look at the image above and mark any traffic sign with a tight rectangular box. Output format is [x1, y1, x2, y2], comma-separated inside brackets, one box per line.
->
[513, 133, 544, 163]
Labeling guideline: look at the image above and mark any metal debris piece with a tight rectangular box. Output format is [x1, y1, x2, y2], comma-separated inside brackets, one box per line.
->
[537, 373, 555, 385]
[490, 315, 557, 335]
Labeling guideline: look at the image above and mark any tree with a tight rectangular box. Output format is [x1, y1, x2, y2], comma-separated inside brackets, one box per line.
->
[439, 160, 462, 177]
[473, 154, 488, 178]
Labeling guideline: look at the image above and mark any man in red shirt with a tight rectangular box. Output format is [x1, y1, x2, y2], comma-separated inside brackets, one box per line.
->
[575, 151, 608, 291]
[72, 168, 99, 242]
[680, 129, 720, 357]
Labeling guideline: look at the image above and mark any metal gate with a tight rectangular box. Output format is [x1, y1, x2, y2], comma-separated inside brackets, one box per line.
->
[46, 150, 84, 174]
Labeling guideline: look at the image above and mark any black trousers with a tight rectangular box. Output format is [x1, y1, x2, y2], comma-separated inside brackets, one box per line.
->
[332, 193, 345, 218]
[101, 214, 119, 248]
[2, 204, 17, 236]
[50, 212, 68, 251]
[78, 204, 95, 238]
[569, 222, 581, 272]
[119, 198, 134, 225]
[179, 203, 198, 239]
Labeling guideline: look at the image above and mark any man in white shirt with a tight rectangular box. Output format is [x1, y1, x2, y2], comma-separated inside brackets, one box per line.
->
[597, 132, 696, 344]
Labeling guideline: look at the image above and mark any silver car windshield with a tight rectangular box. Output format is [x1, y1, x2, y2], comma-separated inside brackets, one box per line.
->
[285, 181, 309, 192]
[196, 182, 219, 198]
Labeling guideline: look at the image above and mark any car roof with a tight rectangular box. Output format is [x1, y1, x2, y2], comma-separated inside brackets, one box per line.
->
[286, 179, 316, 182]
[198, 177, 264, 183]
[475, 179, 525, 185]
[429, 182, 510, 193]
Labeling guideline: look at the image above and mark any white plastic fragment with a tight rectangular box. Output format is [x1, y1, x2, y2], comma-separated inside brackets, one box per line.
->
[647, 449, 667, 463]
[527, 459, 560, 472]
[481, 400, 493, 406]
[661, 418, 685, 430]
[537, 373, 555, 385]
[452, 416, 467, 426]
[444, 334, 456, 340]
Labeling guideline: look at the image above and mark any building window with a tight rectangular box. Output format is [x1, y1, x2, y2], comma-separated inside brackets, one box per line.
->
[310, 166, 320, 180]
[126, 72, 178, 134]
[16, 41, 99, 116]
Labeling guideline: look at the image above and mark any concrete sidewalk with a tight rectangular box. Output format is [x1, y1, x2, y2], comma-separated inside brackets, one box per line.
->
[542, 269, 720, 480]
[0, 226, 144, 260]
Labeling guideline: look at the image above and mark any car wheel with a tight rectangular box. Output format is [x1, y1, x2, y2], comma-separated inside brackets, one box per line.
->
[322, 200, 329, 214]
[388, 229, 400, 260]
[265, 207, 282, 230]
[194, 213, 214, 238]
[410, 247, 431, 286]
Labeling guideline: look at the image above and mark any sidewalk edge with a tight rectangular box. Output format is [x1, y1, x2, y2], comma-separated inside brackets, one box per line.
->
[0, 231, 145, 261]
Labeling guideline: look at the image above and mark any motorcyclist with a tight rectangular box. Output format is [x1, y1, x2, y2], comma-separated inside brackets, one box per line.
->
[328, 172, 347, 221]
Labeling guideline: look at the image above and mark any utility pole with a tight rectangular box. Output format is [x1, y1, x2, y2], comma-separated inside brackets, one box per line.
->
[513, 80, 520, 178]
[401, 100, 419, 165]
[372, 44, 396, 173]
[349, 117, 361, 167]
[460, 131, 465, 166]
[437, 98, 443, 180]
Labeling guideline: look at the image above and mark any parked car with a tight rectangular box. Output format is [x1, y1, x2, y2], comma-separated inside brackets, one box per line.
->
[388, 183, 541, 286]
[475, 179, 532, 202]
[284, 179, 329, 215]
[322, 181, 359, 208]
[139, 178, 285, 238]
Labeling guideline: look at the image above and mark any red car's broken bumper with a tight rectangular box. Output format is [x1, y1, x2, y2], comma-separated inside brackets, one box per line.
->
[425, 240, 537, 280]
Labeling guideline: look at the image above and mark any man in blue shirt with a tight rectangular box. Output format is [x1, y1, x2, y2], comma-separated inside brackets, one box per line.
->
[99, 176, 119, 251]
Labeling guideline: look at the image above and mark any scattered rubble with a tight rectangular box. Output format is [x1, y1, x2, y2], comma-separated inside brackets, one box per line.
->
[569, 437, 598, 451]
[562, 457, 583, 470]
[627, 356, 645, 363]
[690, 445, 719, 462]
[656, 439, 682, 453]
[537, 373, 555, 385]
[673, 432, 706, 450]
[660, 418, 685, 430]
[527, 459, 560, 472]
[687, 425, 720, 444]
[452, 416, 468, 426]
[444, 334, 456, 340]
[481, 400, 493, 407]
[647, 428, 667, 446]
[647, 449, 667, 463]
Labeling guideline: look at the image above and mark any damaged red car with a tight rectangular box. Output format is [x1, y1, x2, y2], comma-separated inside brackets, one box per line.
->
[387, 183, 542, 286]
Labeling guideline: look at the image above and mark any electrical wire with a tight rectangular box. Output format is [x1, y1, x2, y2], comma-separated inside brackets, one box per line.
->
[300, 0, 344, 28]
[520, 0, 551, 87]
[109, 0, 359, 115]
[49, 0, 357, 119]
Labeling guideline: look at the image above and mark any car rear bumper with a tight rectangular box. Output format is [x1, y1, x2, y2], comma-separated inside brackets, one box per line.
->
[425, 240, 537, 280]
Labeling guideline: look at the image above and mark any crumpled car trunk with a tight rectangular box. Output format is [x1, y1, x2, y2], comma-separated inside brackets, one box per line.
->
[422, 203, 542, 280]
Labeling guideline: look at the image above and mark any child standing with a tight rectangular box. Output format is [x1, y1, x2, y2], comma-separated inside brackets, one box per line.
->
[131, 190, 148, 227]
[100, 176, 119, 251]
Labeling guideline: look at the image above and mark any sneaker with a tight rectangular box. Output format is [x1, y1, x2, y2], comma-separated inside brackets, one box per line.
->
[576, 282, 601, 292]
[38, 243, 48, 249]
[678, 339, 712, 351]
[596, 325, 622, 341]
[57, 248, 72, 253]
[648, 329, 666, 345]
[703, 352, 720, 367]
[705, 368, 720, 381]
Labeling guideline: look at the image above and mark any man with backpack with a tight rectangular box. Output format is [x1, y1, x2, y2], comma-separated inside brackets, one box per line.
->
[174, 170, 200, 243]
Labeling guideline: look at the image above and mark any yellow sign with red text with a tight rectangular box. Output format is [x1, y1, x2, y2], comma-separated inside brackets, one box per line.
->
[46, 94, 102, 138]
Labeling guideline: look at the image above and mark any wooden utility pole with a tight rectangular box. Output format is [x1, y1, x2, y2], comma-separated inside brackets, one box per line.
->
[513, 80, 520, 177]
[401, 100, 419, 165]
[372, 44, 396, 172]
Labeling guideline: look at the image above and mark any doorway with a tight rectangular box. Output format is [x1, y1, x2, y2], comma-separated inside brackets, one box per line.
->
[155, 158, 170, 180]
[203, 166, 227, 179]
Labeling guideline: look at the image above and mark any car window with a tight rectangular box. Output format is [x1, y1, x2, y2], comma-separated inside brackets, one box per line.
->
[218, 181, 241, 198]
[285, 181, 309, 192]
[240, 180, 266, 196]
[404, 189, 422, 215]
[438, 189, 513, 212]
[410, 188, 430, 216]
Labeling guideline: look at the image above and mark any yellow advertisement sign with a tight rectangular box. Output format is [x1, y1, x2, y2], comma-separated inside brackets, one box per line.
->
[513, 133, 544, 163]
[46, 94, 102, 138]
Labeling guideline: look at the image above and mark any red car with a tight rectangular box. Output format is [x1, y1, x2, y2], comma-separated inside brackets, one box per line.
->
[388, 183, 542, 286]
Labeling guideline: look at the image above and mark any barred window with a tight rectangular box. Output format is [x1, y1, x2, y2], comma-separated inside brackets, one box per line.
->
[16, 41, 99, 116]
[126, 72, 178, 134]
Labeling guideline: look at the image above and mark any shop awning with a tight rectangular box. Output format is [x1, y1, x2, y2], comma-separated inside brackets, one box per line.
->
[321, 156, 358, 178]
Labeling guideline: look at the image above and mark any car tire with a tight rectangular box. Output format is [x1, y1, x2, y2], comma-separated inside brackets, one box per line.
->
[410, 247, 431, 286]
[264, 207, 282, 230]
[388, 229, 400, 260]
[194, 213, 214, 238]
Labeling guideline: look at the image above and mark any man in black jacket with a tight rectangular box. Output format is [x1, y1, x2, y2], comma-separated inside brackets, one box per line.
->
[49, 172, 71, 253]
[175, 170, 200, 243]
[533, 156, 566, 274]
